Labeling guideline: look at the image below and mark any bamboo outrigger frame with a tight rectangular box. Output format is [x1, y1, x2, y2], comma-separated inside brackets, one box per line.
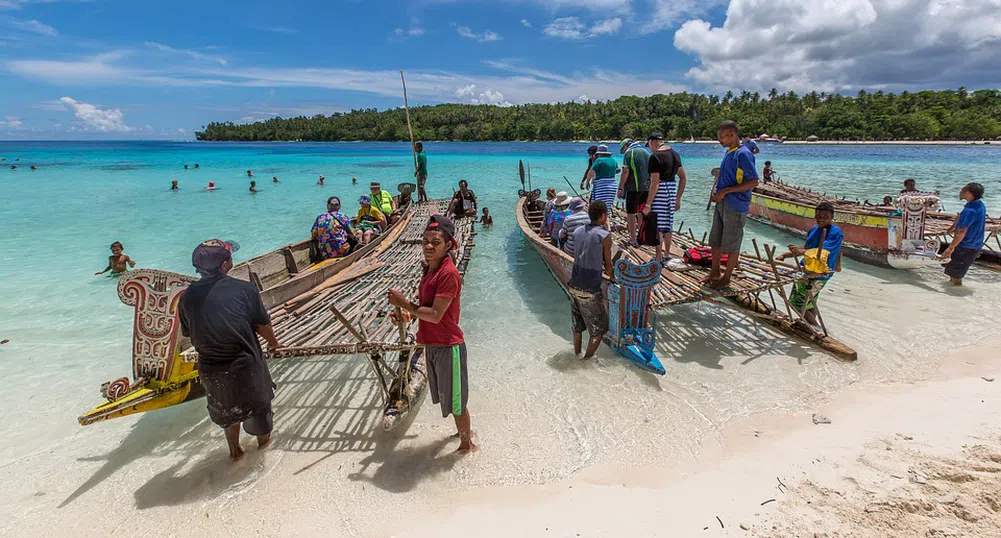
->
[79, 200, 477, 430]
[516, 189, 857, 369]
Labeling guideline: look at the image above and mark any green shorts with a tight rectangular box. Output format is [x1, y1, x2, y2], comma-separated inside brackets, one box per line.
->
[789, 278, 827, 311]
[424, 344, 468, 418]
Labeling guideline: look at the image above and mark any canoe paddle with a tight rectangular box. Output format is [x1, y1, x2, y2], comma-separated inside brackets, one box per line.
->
[519, 160, 526, 191]
[562, 176, 581, 198]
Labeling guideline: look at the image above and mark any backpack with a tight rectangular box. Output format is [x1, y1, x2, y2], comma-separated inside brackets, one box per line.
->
[684, 246, 728, 267]
[637, 205, 660, 246]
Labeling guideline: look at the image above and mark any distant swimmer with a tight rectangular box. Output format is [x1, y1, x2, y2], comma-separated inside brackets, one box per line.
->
[194, 163, 200, 169]
[30, 165, 37, 171]
[479, 207, 493, 227]
[272, 176, 279, 183]
[317, 175, 325, 186]
[249, 181, 259, 193]
[95, 241, 136, 276]
[247, 170, 253, 178]
[352, 177, 358, 185]
[206, 181, 216, 190]
[185, 164, 189, 170]
[9, 165, 16, 170]
[171, 179, 179, 190]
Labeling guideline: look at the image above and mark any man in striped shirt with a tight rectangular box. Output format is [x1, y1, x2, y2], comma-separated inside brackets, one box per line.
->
[644, 133, 687, 262]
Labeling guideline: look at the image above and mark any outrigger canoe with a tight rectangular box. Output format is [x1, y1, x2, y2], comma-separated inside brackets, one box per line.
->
[80, 199, 477, 430]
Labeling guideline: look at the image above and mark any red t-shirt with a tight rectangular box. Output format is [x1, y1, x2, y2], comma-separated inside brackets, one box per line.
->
[416, 256, 464, 346]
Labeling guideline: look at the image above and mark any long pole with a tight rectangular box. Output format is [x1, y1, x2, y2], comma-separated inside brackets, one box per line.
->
[400, 71, 418, 174]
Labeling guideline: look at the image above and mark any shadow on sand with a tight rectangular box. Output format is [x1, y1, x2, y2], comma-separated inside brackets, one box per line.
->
[62, 350, 447, 509]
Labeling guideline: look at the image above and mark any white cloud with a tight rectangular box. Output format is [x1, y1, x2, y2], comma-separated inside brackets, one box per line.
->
[675, 0, 1001, 93]
[59, 96, 133, 132]
[0, 116, 23, 128]
[455, 84, 511, 106]
[145, 42, 226, 65]
[0, 1, 21, 9]
[544, 16, 623, 39]
[7, 51, 687, 106]
[456, 26, 501, 42]
[6, 17, 56, 35]
[520, 18, 532, 28]
[249, 24, 297, 34]
[393, 26, 425, 38]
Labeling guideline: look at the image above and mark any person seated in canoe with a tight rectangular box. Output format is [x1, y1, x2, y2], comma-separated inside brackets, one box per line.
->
[249, 181, 259, 193]
[369, 181, 398, 225]
[30, 165, 37, 171]
[449, 180, 478, 219]
[311, 196, 354, 260]
[171, 179, 179, 191]
[568, 200, 615, 360]
[479, 207, 493, 227]
[762, 161, 774, 182]
[560, 197, 590, 256]
[355, 195, 387, 245]
[541, 187, 557, 230]
[777, 202, 843, 330]
[543, 192, 572, 244]
[95, 241, 136, 276]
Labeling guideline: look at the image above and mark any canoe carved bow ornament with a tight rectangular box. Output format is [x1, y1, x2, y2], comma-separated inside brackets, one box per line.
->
[895, 193, 942, 256]
[606, 259, 665, 375]
[105, 269, 195, 401]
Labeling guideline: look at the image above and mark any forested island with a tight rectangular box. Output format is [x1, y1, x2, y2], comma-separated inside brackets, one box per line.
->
[195, 88, 1001, 142]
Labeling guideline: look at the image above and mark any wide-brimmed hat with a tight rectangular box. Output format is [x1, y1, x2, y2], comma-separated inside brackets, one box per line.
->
[554, 191, 570, 206]
[192, 239, 240, 274]
[620, 138, 634, 154]
[596, 144, 612, 156]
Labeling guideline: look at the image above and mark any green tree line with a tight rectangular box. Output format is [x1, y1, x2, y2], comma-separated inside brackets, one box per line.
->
[195, 88, 1001, 142]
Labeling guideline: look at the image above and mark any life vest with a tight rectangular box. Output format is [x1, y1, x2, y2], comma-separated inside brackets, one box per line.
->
[684, 246, 728, 267]
[372, 190, 393, 215]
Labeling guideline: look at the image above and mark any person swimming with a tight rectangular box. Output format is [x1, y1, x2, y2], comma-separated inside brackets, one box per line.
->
[352, 177, 358, 185]
[317, 175, 325, 186]
[250, 180, 259, 193]
[184, 164, 189, 170]
[194, 163, 200, 169]
[171, 179, 179, 190]
[247, 170, 253, 177]
[272, 176, 279, 183]
[206, 181, 216, 190]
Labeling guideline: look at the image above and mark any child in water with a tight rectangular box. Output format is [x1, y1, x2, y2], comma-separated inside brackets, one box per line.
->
[479, 207, 493, 227]
[96, 241, 136, 276]
[249, 180, 258, 193]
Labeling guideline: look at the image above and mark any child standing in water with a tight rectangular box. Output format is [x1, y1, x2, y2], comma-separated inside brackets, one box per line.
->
[479, 207, 493, 227]
[96, 241, 136, 276]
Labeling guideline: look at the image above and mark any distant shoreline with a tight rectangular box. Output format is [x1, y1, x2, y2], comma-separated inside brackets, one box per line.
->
[576, 139, 1001, 146]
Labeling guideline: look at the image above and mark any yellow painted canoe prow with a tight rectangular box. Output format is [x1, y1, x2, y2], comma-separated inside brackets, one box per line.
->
[78, 378, 204, 426]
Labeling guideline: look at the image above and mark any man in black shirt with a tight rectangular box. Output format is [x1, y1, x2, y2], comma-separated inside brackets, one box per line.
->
[449, 179, 477, 218]
[178, 239, 281, 461]
[644, 133, 688, 262]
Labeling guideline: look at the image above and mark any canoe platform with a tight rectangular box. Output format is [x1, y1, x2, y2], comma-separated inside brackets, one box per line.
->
[521, 200, 856, 362]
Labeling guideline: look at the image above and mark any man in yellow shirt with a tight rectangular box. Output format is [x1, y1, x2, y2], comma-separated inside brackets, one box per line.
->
[355, 195, 387, 245]
[370, 181, 395, 215]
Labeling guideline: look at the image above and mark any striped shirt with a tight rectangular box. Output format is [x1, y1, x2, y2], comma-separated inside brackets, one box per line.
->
[560, 211, 592, 256]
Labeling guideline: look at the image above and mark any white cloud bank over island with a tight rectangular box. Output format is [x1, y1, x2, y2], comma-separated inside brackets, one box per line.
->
[59, 97, 132, 132]
[674, 0, 1001, 92]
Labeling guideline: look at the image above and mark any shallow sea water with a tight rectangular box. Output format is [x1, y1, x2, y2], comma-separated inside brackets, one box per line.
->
[1, 141, 1000, 537]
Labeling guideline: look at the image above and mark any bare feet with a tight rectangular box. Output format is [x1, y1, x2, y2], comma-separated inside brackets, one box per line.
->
[709, 277, 731, 289]
[457, 432, 478, 454]
[257, 434, 272, 450]
[702, 273, 721, 284]
[224, 424, 243, 461]
[230, 445, 245, 461]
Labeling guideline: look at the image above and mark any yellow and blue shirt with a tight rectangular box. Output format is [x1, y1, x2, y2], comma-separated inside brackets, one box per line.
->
[718, 145, 758, 213]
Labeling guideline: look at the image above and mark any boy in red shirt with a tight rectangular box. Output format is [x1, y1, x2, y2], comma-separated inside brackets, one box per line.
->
[388, 215, 476, 453]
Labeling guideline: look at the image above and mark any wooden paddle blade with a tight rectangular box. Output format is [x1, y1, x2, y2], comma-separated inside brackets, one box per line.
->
[519, 160, 525, 187]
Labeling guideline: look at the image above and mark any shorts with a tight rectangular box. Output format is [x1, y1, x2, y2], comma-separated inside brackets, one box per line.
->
[590, 177, 617, 210]
[200, 364, 276, 435]
[417, 174, 427, 188]
[425, 344, 469, 417]
[650, 180, 676, 233]
[789, 278, 828, 311]
[625, 190, 649, 214]
[709, 202, 747, 253]
[569, 287, 609, 337]
[944, 246, 979, 279]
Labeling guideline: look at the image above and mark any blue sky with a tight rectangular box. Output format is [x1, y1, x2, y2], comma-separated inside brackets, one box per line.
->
[1, 0, 1000, 139]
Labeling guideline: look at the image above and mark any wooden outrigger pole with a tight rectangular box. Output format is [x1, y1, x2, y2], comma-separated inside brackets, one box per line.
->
[400, 70, 418, 175]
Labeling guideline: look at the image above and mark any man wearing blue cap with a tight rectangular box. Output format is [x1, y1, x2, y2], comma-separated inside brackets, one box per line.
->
[178, 239, 280, 461]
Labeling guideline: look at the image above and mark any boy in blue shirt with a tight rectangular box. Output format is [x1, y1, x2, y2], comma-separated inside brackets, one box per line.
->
[707, 121, 759, 288]
[942, 182, 987, 286]
[777, 202, 843, 329]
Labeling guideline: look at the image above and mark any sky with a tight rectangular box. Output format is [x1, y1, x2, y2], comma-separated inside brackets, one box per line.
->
[1, 0, 1000, 140]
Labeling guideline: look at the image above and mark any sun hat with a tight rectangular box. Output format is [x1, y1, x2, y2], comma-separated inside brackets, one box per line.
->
[554, 191, 570, 206]
[359, 194, 371, 205]
[192, 239, 240, 274]
[569, 197, 586, 211]
[596, 144, 612, 156]
[620, 138, 634, 154]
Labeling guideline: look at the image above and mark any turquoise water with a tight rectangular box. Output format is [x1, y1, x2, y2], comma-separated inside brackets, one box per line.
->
[2, 141, 1001, 536]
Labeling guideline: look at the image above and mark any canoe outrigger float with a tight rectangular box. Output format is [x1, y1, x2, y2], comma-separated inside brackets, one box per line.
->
[515, 165, 856, 376]
[79, 199, 477, 430]
[750, 179, 1001, 269]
